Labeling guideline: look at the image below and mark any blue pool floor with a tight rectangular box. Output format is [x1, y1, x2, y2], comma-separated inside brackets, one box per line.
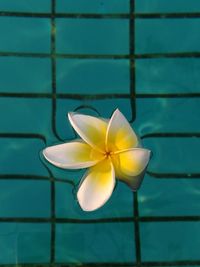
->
[0, 0, 200, 266]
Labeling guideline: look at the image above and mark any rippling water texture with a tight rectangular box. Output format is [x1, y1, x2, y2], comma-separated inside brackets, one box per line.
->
[0, 0, 200, 266]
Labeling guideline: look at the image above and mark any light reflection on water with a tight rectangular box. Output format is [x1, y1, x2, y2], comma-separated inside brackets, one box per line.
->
[0, 0, 200, 265]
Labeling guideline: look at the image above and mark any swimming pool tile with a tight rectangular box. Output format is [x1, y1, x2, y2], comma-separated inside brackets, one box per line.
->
[0, 98, 52, 137]
[0, 58, 51, 93]
[143, 137, 200, 174]
[56, 222, 135, 263]
[136, 19, 200, 54]
[138, 174, 200, 217]
[135, 0, 200, 13]
[0, 138, 48, 176]
[56, 19, 129, 54]
[56, 181, 133, 219]
[0, 223, 51, 264]
[0, 17, 50, 53]
[136, 58, 200, 94]
[0, 180, 50, 218]
[140, 222, 200, 261]
[56, 98, 132, 140]
[134, 98, 200, 136]
[56, 0, 129, 14]
[0, 0, 50, 12]
[56, 59, 129, 94]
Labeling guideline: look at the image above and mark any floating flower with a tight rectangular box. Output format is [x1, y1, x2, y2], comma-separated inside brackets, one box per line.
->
[43, 109, 150, 212]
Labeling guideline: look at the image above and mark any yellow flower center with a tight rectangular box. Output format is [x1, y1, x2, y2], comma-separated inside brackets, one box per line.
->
[105, 151, 111, 157]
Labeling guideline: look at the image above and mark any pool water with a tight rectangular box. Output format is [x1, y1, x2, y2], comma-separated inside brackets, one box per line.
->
[0, 0, 200, 266]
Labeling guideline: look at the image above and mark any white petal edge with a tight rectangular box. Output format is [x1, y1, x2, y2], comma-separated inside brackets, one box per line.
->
[106, 109, 138, 151]
[114, 148, 151, 177]
[77, 160, 115, 212]
[114, 148, 151, 191]
[68, 112, 108, 153]
[43, 141, 103, 169]
[119, 169, 146, 192]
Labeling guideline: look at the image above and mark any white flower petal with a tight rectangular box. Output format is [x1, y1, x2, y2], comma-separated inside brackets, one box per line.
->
[68, 112, 108, 152]
[113, 148, 151, 191]
[119, 170, 147, 191]
[77, 159, 115, 211]
[106, 109, 138, 152]
[114, 148, 151, 176]
[43, 140, 104, 169]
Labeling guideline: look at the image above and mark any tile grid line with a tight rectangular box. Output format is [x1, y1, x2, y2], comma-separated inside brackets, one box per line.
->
[0, 171, 200, 181]
[129, 0, 141, 265]
[1, 259, 200, 267]
[51, 0, 62, 142]
[1, 262, 200, 267]
[2, 215, 200, 223]
[1, 92, 200, 99]
[1, 11, 200, 19]
[129, 0, 136, 123]
[0, 51, 200, 60]
[50, 0, 56, 264]
[2, 51, 200, 59]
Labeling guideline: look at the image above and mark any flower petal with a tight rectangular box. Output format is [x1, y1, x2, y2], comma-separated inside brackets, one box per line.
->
[77, 159, 115, 211]
[117, 170, 147, 191]
[106, 109, 138, 152]
[43, 140, 104, 169]
[112, 148, 151, 191]
[114, 148, 151, 176]
[68, 112, 108, 152]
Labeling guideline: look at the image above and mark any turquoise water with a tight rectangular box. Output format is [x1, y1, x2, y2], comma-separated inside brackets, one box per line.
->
[0, 0, 200, 266]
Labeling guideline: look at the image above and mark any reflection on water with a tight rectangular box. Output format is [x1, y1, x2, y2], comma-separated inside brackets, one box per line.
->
[0, 0, 200, 265]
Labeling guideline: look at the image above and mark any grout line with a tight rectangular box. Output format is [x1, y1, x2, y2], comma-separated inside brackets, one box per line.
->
[134, 192, 142, 266]
[0, 261, 200, 267]
[136, 93, 200, 98]
[50, 179, 56, 264]
[130, 1, 141, 266]
[147, 172, 200, 179]
[0, 171, 199, 181]
[50, 0, 56, 264]
[50, 0, 62, 142]
[129, 0, 136, 123]
[1, 92, 200, 99]
[0, 215, 200, 224]
[0, 133, 46, 143]
[1, 11, 200, 19]
[141, 132, 200, 138]
[0, 173, 75, 185]
[1, 51, 200, 59]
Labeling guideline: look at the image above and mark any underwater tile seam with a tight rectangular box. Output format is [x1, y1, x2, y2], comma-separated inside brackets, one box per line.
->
[129, 0, 136, 123]
[1, 170, 199, 181]
[1, 263, 200, 267]
[2, 11, 200, 19]
[50, 0, 60, 143]
[1, 215, 200, 223]
[0, 260, 200, 267]
[133, 193, 141, 264]
[1, 92, 200, 99]
[0, 174, 74, 185]
[0, 133, 46, 143]
[147, 171, 200, 179]
[2, 51, 200, 59]
[50, 0, 56, 263]
[129, 1, 140, 264]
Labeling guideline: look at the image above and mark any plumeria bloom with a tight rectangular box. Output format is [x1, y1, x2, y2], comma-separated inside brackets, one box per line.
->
[43, 109, 150, 212]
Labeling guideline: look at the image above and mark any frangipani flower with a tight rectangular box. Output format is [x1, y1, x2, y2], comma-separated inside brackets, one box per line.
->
[43, 109, 150, 212]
